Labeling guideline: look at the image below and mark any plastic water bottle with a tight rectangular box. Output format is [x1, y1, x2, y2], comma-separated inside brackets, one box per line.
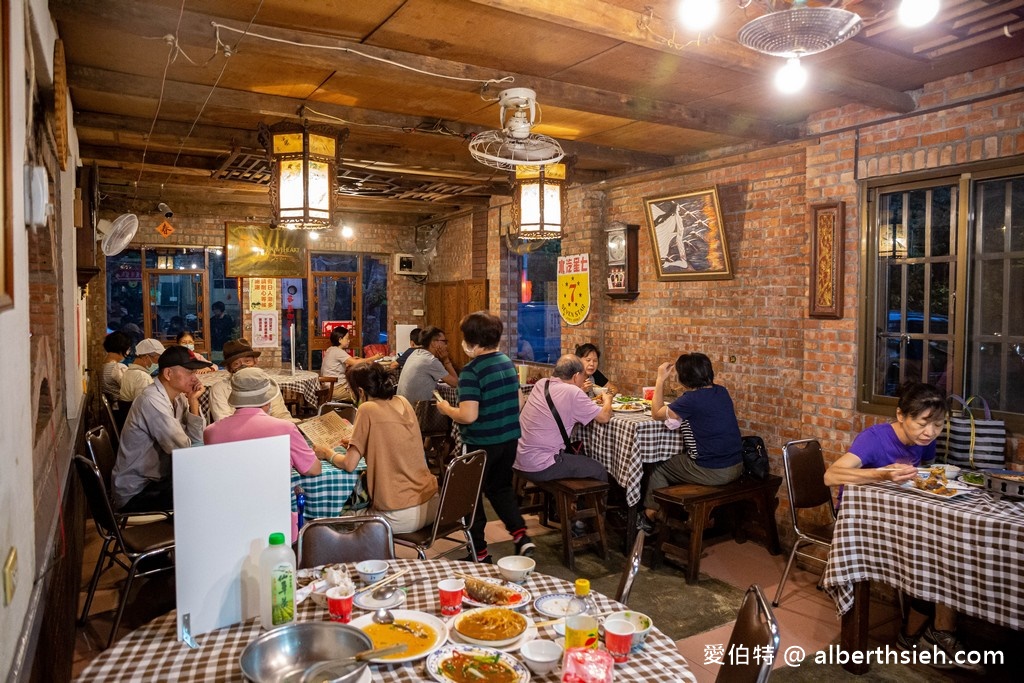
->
[259, 532, 296, 630]
[573, 578, 597, 615]
[294, 486, 306, 532]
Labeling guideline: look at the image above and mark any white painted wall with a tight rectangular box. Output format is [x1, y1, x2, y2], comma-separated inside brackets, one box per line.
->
[1, 0, 82, 676]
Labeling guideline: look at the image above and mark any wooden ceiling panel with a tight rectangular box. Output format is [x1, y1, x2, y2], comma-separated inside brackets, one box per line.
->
[579, 121, 745, 158]
[366, 0, 622, 77]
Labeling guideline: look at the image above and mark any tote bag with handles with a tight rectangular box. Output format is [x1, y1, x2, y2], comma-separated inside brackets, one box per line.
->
[935, 395, 1007, 470]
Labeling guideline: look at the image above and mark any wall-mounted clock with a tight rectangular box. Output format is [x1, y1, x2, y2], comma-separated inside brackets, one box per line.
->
[606, 222, 639, 299]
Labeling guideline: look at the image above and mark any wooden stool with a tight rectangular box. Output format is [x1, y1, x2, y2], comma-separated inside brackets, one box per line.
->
[651, 475, 783, 584]
[533, 478, 610, 571]
[514, 472, 553, 527]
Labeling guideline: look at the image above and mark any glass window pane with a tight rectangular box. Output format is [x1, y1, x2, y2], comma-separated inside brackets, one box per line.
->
[208, 248, 239, 360]
[281, 278, 307, 367]
[927, 340, 951, 393]
[906, 263, 925, 329]
[906, 339, 924, 382]
[312, 253, 358, 272]
[362, 255, 388, 349]
[977, 260, 1004, 335]
[929, 263, 949, 333]
[1010, 259, 1024, 338]
[929, 186, 952, 257]
[1012, 178, 1024, 252]
[978, 180, 1007, 253]
[906, 189, 927, 258]
[515, 241, 560, 364]
[314, 275, 355, 337]
[149, 273, 204, 342]
[106, 250, 144, 342]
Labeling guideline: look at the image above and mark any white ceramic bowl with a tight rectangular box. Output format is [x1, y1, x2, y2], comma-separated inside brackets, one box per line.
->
[497, 555, 536, 584]
[592, 386, 607, 396]
[605, 610, 652, 650]
[519, 639, 563, 675]
[355, 560, 388, 585]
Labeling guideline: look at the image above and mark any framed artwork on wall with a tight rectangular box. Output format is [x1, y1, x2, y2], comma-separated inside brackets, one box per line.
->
[809, 201, 844, 319]
[643, 187, 732, 281]
[225, 223, 308, 278]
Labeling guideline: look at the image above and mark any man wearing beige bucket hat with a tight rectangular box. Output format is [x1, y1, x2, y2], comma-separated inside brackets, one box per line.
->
[205, 367, 334, 540]
[207, 338, 295, 422]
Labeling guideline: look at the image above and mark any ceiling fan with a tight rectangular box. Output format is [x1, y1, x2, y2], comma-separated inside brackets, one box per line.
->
[468, 88, 565, 171]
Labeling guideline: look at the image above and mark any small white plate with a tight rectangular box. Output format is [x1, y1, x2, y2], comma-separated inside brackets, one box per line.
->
[533, 593, 586, 619]
[463, 577, 532, 610]
[426, 644, 531, 683]
[353, 588, 407, 611]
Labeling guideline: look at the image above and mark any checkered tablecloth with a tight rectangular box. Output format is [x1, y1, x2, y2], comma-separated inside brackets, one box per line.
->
[291, 458, 366, 519]
[199, 369, 321, 416]
[76, 558, 696, 682]
[822, 482, 1024, 630]
[577, 413, 689, 506]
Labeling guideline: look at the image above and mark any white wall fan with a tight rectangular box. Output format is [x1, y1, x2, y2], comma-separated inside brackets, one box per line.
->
[100, 213, 139, 256]
[468, 88, 565, 171]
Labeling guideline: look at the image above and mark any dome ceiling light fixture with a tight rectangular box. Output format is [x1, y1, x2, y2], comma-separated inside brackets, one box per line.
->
[737, 2, 863, 60]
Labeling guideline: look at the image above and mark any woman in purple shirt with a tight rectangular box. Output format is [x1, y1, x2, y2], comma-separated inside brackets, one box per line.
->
[824, 382, 982, 674]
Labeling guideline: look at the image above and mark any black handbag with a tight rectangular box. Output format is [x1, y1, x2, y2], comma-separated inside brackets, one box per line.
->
[741, 435, 770, 480]
[544, 380, 586, 455]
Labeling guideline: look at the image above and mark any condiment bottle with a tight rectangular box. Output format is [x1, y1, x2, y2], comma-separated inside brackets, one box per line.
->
[294, 485, 306, 531]
[259, 532, 296, 630]
[573, 578, 597, 615]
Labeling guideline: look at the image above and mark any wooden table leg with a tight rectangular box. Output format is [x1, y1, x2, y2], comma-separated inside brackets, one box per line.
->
[840, 580, 871, 674]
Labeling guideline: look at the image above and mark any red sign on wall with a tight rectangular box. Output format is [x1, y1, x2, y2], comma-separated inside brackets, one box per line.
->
[322, 320, 354, 337]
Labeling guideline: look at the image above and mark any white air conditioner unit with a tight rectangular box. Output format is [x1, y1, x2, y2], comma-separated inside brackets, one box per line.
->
[393, 252, 427, 276]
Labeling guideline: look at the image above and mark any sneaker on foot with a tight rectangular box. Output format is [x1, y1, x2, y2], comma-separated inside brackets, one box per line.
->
[636, 513, 655, 535]
[465, 551, 493, 564]
[515, 536, 536, 557]
[895, 630, 921, 652]
[922, 626, 986, 674]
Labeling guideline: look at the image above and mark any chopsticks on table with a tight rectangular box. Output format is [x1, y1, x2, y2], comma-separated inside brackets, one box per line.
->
[355, 567, 411, 595]
[534, 612, 613, 629]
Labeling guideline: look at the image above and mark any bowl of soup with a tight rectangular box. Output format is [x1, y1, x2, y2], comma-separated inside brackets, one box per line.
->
[452, 607, 528, 647]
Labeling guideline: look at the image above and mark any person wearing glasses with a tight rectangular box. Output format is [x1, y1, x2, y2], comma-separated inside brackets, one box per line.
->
[397, 325, 458, 402]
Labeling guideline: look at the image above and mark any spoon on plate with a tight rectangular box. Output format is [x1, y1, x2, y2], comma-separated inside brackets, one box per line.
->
[371, 576, 427, 601]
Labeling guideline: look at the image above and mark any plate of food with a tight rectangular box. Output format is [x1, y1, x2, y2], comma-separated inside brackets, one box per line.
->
[612, 402, 646, 412]
[957, 471, 985, 488]
[350, 609, 448, 663]
[533, 593, 587, 619]
[462, 576, 531, 610]
[902, 468, 974, 499]
[450, 608, 532, 649]
[426, 644, 530, 683]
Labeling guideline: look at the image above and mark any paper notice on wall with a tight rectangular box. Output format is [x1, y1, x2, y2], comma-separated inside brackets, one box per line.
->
[252, 310, 279, 348]
[297, 411, 354, 450]
[249, 278, 279, 311]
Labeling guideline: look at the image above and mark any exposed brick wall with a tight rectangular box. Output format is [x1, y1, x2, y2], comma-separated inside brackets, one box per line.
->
[431, 212, 475, 282]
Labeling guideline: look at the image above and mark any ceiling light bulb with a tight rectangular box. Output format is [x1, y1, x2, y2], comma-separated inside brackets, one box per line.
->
[898, 0, 940, 28]
[308, 230, 319, 240]
[678, 0, 719, 32]
[340, 225, 354, 239]
[775, 58, 807, 94]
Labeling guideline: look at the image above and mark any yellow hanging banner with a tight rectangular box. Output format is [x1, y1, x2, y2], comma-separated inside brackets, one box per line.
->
[556, 253, 591, 326]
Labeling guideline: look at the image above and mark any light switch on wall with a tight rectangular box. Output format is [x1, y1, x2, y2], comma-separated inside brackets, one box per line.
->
[3, 546, 17, 606]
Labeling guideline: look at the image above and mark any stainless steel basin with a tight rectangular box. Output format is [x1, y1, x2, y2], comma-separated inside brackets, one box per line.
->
[239, 622, 373, 683]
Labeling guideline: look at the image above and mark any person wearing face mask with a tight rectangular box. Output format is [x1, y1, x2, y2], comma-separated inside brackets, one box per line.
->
[176, 331, 219, 373]
[118, 338, 166, 402]
[207, 338, 295, 422]
[112, 345, 212, 512]
[436, 311, 534, 562]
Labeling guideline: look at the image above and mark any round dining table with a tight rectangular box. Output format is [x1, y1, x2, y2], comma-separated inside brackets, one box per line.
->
[76, 558, 697, 682]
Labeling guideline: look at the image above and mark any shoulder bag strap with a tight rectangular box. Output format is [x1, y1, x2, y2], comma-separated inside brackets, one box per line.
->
[543, 379, 573, 450]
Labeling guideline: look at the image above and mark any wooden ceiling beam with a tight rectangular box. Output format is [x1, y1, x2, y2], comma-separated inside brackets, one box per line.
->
[53, 0, 791, 142]
[465, 0, 917, 113]
[68, 65, 673, 171]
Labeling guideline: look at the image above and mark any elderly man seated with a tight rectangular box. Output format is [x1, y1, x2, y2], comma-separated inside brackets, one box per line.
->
[112, 346, 211, 512]
[118, 338, 166, 402]
[208, 338, 295, 422]
[514, 354, 612, 483]
[205, 368, 334, 541]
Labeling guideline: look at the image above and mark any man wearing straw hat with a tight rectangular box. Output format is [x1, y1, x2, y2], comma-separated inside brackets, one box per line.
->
[207, 338, 295, 422]
[205, 368, 335, 541]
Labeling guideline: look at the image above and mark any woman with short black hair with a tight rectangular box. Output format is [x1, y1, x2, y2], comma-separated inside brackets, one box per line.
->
[102, 331, 132, 401]
[322, 326, 382, 401]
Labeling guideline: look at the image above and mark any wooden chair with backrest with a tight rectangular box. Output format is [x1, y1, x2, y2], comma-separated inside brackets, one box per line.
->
[615, 528, 646, 606]
[772, 439, 836, 607]
[75, 455, 176, 650]
[316, 376, 338, 411]
[297, 515, 395, 569]
[318, 401, 358, 423]
[415, 399, 454, 475]
[394, 449, 486, 560]
[716, 584, 781, 683]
